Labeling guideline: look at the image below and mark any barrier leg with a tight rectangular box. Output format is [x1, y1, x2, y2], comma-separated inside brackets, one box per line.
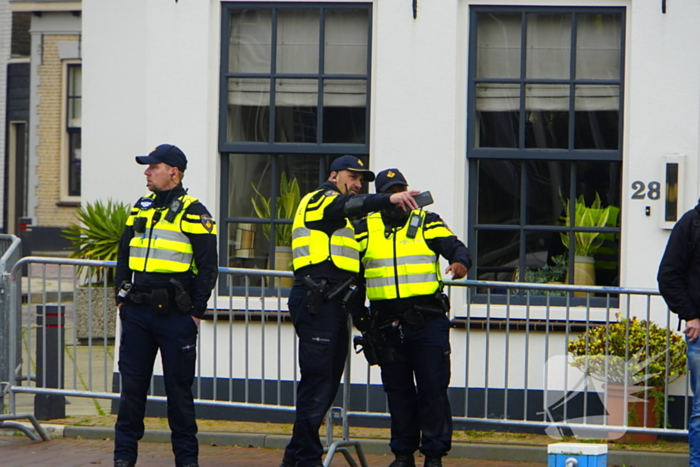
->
[321, 316, 369, 467]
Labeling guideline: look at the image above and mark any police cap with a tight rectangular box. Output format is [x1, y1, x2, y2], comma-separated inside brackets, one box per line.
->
[136, 144, 187, 172]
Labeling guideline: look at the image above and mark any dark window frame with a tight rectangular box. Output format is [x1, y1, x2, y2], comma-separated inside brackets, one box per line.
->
[466, 6, 626, 308]
[66, 63, 81, 197]
[218, 2, 373, 296]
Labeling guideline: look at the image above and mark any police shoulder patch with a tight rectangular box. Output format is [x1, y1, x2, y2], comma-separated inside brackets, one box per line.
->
[324, 190, 339, 197]
[137, 196, 154, 210]
[200, 214, 214, 232]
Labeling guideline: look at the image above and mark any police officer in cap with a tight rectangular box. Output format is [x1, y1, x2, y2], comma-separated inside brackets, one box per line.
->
[280, 156, 420, 467]
[354, 168, 471, 467]
[113, 144, 218, 467]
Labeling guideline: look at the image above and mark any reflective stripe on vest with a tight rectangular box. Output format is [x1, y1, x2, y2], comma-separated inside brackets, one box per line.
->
[361, 211, 441, 300]
[291, 189, 360, 273]
[128, 194, 197, 273]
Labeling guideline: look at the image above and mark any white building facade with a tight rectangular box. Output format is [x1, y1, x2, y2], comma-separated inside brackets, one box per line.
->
[84, 0, 698, 426]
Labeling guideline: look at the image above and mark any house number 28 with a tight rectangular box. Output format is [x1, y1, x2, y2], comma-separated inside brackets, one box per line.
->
[630, 180, 660, 200]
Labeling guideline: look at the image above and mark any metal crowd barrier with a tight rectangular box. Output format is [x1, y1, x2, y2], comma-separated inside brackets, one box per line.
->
[0, 256, 693, 464]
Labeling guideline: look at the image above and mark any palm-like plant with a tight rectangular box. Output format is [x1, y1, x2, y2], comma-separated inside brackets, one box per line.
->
[62, 199, 131, 283]
[559, 191, 611, 257]
[251, 173, 300, 247]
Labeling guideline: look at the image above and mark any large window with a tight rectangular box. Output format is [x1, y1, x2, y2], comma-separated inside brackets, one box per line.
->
[66, 63, 81, 197]
[468, 7, 624, 298]
[219, 3, 372, 289]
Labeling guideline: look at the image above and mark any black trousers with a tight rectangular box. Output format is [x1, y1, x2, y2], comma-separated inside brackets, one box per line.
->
[378, 312, 453, 458]
[114, 302, 199, 466]
[284, 285, 349, 467]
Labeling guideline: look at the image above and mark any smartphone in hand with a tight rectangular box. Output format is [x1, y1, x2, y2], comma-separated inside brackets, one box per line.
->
[414, 191, 434, 208]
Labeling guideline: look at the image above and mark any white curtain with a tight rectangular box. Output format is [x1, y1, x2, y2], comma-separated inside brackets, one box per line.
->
[228, 9, 367, 107]
[476, 12, 621, 112]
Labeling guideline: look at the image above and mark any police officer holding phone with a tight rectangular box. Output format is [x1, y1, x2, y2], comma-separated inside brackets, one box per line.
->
[113, 144, 218, 467]
[280, 156, 420, 467]
[353, 168, 471, 467]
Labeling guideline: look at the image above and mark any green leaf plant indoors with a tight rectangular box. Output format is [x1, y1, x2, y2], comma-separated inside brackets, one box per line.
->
[62, 199, 131, 284]
[559, 191, 611, 258]
[250, 173, 301, 248]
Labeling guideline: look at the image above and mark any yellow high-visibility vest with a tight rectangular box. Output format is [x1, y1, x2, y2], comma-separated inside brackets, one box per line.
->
[359, 211, 441, 300]
[127, 194, 201, 273]
[291, 189, 360, 273]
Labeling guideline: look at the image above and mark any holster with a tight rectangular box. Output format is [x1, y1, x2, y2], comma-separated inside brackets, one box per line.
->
[303, 276, 327, 315]
[354, 316, 402, 366]
[170, 278, 193, 314]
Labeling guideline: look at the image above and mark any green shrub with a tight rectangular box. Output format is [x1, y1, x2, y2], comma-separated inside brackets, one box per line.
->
[62, 199, 131, 283]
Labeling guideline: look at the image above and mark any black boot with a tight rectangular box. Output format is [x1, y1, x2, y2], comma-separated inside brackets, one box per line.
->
[279, 456, 295, 467]
[389, 453, 416, 467]
[423, 456, 443, 467]
[114, 461, 135, 467]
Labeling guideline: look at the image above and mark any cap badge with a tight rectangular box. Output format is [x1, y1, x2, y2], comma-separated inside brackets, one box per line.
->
[357, 159, 364, 166]
[387, 171, 396, 178]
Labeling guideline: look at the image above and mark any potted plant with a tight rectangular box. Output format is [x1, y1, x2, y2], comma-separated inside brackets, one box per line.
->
[251, 173, 300, 287]
[559, 191, 611, 292]
[567, 314, 687, 442]
[62, 199, 131, 341]
[524, 254, 568, 296]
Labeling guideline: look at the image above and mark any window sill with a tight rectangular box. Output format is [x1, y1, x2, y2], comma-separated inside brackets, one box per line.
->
[201, 309, 292, 322]
[56, 200, 80, 207]
[450, 317, 592, 333]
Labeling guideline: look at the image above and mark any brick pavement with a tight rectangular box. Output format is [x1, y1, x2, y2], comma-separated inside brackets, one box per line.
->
[0, 436, 546, 467]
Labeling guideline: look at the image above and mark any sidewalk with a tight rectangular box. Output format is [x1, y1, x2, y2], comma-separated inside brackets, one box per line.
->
[0, 415, 692, 467]
[0, 434, 546, 467]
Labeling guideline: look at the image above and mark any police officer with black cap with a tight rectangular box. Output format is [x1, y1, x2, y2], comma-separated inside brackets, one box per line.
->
[354, 168, 471, 467]
[113, 144, 218, 467]
[280, 156, 420, 467]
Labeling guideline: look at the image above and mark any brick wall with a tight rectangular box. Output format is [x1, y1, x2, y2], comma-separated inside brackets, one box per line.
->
[35, 33, 80, 227]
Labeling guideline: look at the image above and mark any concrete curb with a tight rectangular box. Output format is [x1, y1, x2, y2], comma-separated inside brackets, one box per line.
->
[53, 425, 688, 467]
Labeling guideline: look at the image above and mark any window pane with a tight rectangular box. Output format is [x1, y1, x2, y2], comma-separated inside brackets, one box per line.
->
[576, 13, 622, 80]
[526, 13, 571, 79]
[226, 154, 325, 271]
[574, 84, 619, 149]
[227, 221, 269, 279]
[476, 13, 521, 79]
[476, 159, 521, 225]
[475, 229, 520, 282]
[227, 78, 271, 142]
[325, 9, 368, 74]
[475, 83, 520, 148]
[67, 66, 81, 127]
[229, 9, 272, 73]
[568, 162, 621, 286]
[525, 84, 569, 149]
[524, 160, 571, 226]
[323, 79, 366, 143]
[275, 78, 318, 143]
[276, 9, 319, 74]
[228, 154, 272, 220]
[68, 131, 81, 196]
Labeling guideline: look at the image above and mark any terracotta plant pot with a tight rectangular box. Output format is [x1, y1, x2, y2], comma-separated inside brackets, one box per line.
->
[604, 384, 658, 443]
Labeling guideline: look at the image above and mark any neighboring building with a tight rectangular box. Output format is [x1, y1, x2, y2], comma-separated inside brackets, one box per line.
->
[1, 0, 12, 233]
[4, 0, 81, 253]
[82, 0, 696, 423]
